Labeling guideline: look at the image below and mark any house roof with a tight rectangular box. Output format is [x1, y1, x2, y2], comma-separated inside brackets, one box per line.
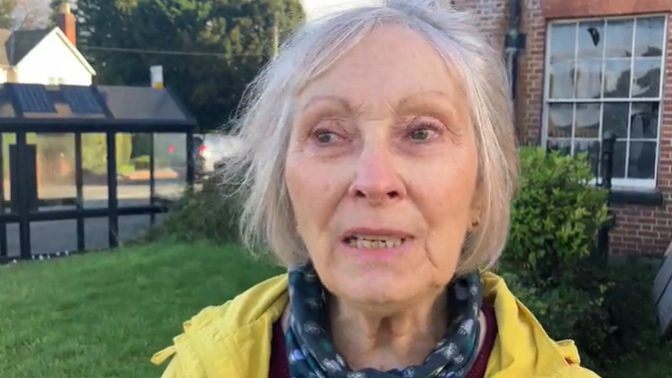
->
[96, 86, 191, 121]
[0, 29, 50, 65]
[0, 27, 95, 75]
[0, 83, 196, 133]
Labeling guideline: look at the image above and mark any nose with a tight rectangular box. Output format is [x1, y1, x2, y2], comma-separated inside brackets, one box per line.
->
[348, 148, 406, 205]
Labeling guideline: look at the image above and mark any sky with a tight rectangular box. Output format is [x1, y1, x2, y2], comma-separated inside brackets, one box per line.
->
[11, 0, 51, 29]
[300, 0, 382, 21]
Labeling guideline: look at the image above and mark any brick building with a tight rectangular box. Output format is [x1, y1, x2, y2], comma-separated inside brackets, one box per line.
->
[449, 0, 672, 256]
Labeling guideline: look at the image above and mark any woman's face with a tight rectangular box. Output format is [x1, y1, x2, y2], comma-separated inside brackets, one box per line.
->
[285, 25, 480, 307]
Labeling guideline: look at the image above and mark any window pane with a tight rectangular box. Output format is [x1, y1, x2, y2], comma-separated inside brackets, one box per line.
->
[35, 133, 76, 209]
[82, 133, 108, 208]
[630, 102, 659, 139]
[605, 19, 633, 58]
[612, 141, 627, 179]
[578, 21, 605, 59]
[602, 102, 629, 138]
[550, 23, 576, 63]
[627, 141, 657, 179]
[631, 58, 661, 98]
[634, 17, 665, 57]
[575, 60, 602, 99]
[603, 60, 631, 98]
[549, 61, 575, 99]
[547, 103, 573, 137]
[575, 103, 600, 138]
[574, 139, 601, 176]
[547, 138, 572, 156]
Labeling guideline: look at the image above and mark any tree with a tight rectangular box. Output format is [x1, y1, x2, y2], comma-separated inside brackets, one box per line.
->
[49, 0, 305, 131]
[0, 0, 15, 28]
[15, 0, 49, 29]
[1, 0, 49, 29]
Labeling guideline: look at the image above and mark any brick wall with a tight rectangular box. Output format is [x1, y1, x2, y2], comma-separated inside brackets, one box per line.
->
[457, 0, 672, 256]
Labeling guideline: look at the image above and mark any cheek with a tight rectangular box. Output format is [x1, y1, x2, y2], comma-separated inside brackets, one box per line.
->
[416, 148, 478, 209]
[285, 153, 343, 242]
[410, 144, 479, 246]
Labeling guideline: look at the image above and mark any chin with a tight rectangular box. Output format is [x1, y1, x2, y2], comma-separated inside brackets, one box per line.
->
[329, 270, 424, 306]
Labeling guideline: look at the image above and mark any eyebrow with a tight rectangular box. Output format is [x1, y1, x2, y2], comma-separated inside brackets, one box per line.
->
[300, 95, 353, 113]
[396, 90, 454, 112]
[300, 90, 454, 113]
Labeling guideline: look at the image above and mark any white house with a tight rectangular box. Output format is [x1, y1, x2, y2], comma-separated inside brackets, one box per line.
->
[0, 2, 95, 86]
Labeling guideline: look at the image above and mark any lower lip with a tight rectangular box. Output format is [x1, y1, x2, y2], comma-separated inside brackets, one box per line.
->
[340, 239, 414, 260]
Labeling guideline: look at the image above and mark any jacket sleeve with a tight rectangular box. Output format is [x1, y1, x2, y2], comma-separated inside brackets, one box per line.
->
[152, 343, 207, 378]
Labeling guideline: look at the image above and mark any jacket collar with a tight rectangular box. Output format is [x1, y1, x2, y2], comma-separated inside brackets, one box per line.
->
[152, 272, 583, 378]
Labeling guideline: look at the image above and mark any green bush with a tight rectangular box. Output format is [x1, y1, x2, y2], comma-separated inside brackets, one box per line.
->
[80, 134, 133, 175]
[147, 177, 241, 245]
[499, 147, 659, 369]
[504, 147, 610, 283]
[132, 155, 150, 170]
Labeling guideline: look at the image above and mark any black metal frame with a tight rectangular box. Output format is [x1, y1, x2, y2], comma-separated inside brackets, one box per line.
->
[0, 118, 196, 263]
[595, 132, 617, 263]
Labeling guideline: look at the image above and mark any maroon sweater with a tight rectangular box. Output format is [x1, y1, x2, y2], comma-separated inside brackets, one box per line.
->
[269, 303, 498, 378]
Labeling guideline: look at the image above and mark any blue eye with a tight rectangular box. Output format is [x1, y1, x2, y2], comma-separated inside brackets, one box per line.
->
[408, 124, 439, 142]
[314, 130, 339, 144]
[410, 128, 432, 141]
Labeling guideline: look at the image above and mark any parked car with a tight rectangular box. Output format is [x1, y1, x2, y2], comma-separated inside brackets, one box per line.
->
[166, 133, 246, 181]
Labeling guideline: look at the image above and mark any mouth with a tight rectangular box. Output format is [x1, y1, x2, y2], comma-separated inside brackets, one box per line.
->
[344, 235, 407, 249]
[341, 228, 413, 250]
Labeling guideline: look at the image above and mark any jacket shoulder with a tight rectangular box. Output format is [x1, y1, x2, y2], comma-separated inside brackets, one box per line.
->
[151, 274, 289, 378]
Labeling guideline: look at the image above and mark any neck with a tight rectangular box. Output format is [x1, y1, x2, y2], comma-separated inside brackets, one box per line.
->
[328, 286, 448, 371]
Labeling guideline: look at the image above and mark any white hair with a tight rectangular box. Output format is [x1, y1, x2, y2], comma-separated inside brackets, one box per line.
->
[221, 0, 519, 273]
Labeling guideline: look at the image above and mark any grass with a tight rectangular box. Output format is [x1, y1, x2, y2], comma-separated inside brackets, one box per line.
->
[0, 241, 670, 378]
[0, 241, 283, 378]
[602, 342, 672, 378]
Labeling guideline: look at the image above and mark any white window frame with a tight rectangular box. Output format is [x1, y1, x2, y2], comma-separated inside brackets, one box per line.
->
[541, 14, 668, 190]
[48, 77, 64, 85]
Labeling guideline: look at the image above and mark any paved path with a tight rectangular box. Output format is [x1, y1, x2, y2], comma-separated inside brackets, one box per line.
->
[1, 181, 197, 257]
[3, 213, 168, 257]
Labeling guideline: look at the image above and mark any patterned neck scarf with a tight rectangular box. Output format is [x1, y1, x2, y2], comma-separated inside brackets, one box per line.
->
[284, 263, 484, 378]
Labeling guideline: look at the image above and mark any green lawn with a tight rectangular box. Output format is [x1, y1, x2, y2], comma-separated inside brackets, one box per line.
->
[602, 343, 672, 378]
[0, 242, 283, 378]
[0, 241, 669, 378]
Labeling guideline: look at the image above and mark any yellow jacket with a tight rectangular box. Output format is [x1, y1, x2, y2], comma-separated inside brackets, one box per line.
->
[152, 272, 601, 378]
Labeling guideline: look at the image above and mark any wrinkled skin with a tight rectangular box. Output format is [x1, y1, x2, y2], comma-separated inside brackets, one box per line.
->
[284, 24, 481, 369]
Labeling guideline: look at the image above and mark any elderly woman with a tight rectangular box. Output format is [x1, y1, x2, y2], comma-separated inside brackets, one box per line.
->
[152, 1, 601, 377]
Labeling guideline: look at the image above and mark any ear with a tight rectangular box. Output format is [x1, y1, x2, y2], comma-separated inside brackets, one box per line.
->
[467, 195, 482, 232]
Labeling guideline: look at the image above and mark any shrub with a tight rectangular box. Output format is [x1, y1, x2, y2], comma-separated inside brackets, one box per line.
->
[504, 147, 610, 284]
[147, 176, 241, 245]
[81, 134, 133, 175]
[498, 147, 659, 369]
[132, 155, 150, 170]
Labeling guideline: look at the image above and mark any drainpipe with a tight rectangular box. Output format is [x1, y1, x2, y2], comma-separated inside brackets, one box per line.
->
[504, 0, 525, 140]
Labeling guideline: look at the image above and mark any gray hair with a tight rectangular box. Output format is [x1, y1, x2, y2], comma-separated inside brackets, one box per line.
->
[222, 0, 519, 273]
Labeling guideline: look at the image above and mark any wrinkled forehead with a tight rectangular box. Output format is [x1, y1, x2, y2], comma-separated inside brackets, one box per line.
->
[290, 24, 469, 115]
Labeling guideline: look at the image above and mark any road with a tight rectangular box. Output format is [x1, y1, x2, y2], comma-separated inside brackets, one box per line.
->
[1, 181, 193, 258]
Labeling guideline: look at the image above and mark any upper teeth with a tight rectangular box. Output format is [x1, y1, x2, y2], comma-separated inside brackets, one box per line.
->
[347, 236, 404, 249]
